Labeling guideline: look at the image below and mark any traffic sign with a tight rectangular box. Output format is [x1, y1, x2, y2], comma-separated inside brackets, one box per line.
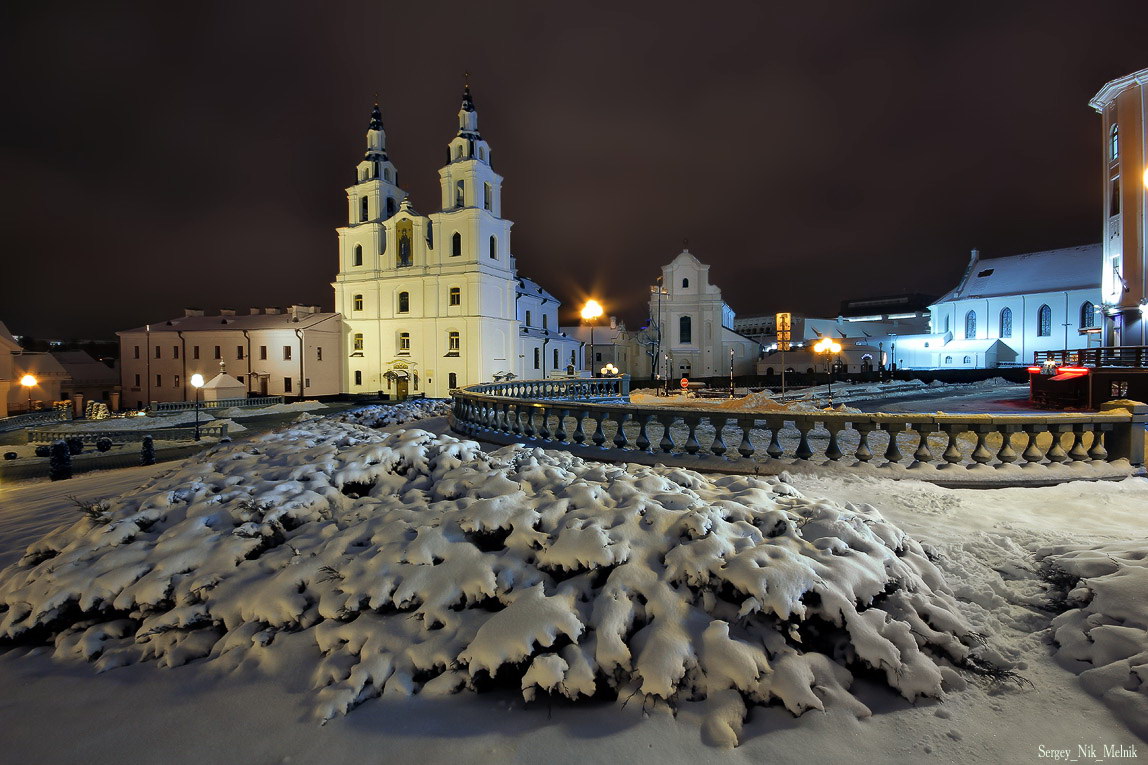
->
[680, 378, 689, 389]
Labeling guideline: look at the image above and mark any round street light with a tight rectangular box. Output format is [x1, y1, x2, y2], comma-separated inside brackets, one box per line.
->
[581, 299, 604, 376]
[813, 337, 843, 406]
[20, 374, 37, 413]
[190, 373, 205, 441]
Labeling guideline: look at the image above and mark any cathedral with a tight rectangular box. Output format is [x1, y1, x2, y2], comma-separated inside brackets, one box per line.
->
[332, 86, 581, 398]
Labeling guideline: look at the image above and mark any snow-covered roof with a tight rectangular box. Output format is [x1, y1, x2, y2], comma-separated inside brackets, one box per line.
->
[934, 244, 1101, 304]
[12, 352, 69, 378]
[202, 372, 245, 390]
[119, 311, 339, 334]
[50, 351, 118, 385]
[514, 276, 558, 304]
[936, 339, 1006, 353]
[560, 325, 623, 345]
[1091, 67, 1148, 110]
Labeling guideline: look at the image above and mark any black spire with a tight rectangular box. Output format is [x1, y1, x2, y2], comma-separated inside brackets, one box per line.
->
[369, 103, 383, 130]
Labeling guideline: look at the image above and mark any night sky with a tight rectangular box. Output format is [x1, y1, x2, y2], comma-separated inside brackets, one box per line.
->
[4, 2, 1148, 341]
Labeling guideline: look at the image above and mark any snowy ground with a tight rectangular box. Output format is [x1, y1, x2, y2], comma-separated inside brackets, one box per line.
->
[0, 403, 1145, 763]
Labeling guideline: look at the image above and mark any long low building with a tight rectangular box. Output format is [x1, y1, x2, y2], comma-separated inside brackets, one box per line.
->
[117, 306, 343, 408]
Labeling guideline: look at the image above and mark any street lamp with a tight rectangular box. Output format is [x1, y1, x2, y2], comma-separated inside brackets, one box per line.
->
[600, 362, 619, 377]
[581, 299, 604, 377]
[813, 337, 842, 406]
[20, 374, 36, 413]
[190, 373, 205, 441]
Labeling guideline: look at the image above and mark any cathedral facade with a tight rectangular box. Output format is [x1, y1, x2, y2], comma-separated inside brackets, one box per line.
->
[332, 87, 581, 398]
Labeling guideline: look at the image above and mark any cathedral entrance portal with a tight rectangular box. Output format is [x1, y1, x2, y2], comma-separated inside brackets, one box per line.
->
[395, 378, 409, 400]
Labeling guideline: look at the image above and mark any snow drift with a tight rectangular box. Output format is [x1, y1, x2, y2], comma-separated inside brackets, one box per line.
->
[0, 404, 986, 747]
[1039, 543, 1148, 739]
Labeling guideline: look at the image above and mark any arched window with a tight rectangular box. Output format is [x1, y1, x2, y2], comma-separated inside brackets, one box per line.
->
[386, 197, 396, 218]
[448, 372, 457, 389]
[1080, 301, 1096, 328]
[451, 232, 462, 257]
[1037, 304, 1052, 336]
[352, 244, 363, 267]
[553, 348, 558, 369]
[964, 310, 976, 339]
[944, 355, 952, 364]
[963, 356, 972, 364]
[999, 307, 1012, 338]
[1111, 124, 1119, 161]
[682, 278, 689, 288]
[542, 314, 549, 329]
[425, 223, 433, 248]
[525, 310, 532, 326]
[484, 182, 492, 211]
[398, 291, 409, 313]
[455, 180, 465, 207]
[489, 235, 497, 259]
[383, 168, 392, 183]
[454, 145, 462, 160]
[679, 315, 692, 344]
[533, 347, 540, 369]
[353, 294, 363, 311]
[359, 196, 369, 222]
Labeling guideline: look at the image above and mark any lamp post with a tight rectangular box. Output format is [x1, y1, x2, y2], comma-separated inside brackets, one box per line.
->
[190, 373, 205, 441]
[729, 347, 735, 398]
[19, 374, 36, 413]
[581, 299, 604, 377]
[813, 337, 842, 407]
[600, 363, 619, 377]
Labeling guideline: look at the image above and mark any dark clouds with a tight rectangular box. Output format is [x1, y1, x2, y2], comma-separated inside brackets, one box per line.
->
[2, 1, 1146, 338]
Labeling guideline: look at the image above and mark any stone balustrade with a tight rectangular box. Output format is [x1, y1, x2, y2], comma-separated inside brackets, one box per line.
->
[450, 379, 1147, 479]
[149, 396, 285, 413]
[27, 423, 229, 444]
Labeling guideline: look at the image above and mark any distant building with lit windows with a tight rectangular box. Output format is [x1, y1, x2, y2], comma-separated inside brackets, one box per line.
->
[1091, 68, 1148, 346]
[333, 87, 581, 397]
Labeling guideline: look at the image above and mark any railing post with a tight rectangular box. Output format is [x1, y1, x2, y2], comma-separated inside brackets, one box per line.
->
[1101, 401, 1147, 466]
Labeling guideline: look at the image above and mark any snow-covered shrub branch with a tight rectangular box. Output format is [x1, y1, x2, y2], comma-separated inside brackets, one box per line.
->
[0, 419, 985, 747]
[332, 398, 451, 429]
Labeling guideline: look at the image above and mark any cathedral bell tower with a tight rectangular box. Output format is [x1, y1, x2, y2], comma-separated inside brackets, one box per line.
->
[340, 104, 408, 271]
[438, 84, 505, 221]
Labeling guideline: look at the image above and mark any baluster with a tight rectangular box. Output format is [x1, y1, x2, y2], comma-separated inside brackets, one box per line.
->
[636, 414, 652, 452]
[592, 412, 607, 447]
[522, 408, 535, 437]
[1046, 425, 1069, 463]
[737, 419, 755, 458]
[613, 412, 630, 449]
[824, 424, 843, 461]
[1087, 425, 1109, 461]
[882, 422, 904, 464]
[537, 407, 551, 440]
[710, 417, 728, 456]
[684, 416, 701, 455]
[794, 421, 813, 460]
[996, 425, 1019, 464]
[911, 423, 934, 464]
[659, 416, 676, 453]
[553, 409, 568, 442]
[854, 423, 874, 462]
[970, 425, 993, 466]
[1068, 424, 1089, 461]
[766, 419, 784, 459]
[572, 411, 587, 444]
[1021, 425, 1044, 463]
[940, 424, 963, 464]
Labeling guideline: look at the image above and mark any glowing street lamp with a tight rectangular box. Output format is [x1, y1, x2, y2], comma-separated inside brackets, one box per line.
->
[600, 362, 619, 377]
[20, 374, 37, 413]
[813, 337, 843, 406]
[190, 373, 205, 441]
[581, 299, 604, 376]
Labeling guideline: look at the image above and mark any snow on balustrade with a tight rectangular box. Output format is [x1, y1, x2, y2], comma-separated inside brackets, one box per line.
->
[450, 381, 1147, 484]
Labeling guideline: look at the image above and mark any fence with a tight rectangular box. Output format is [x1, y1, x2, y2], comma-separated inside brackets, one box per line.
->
[450, 379, 1147, 477]
[149, 396, 284, 413]
[1034, 346, 1148, 369]
[26, 423, 229, 444]
[0, 408, 71, 433]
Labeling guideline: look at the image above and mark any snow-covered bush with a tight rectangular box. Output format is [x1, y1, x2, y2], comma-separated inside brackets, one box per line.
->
[1038, 543, 1148, 739]
[140, 435, 155, 465]
[96, 437, 113, 453]
[0, 420, 984, 747]
[48, 440, 71, 481]
[333, 398, 451, 429]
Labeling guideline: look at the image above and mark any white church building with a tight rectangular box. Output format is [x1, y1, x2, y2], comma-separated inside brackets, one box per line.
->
[638, 249, 761, 379]
[332, 88, 580, 398]
[892, 244, 1102, 369]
